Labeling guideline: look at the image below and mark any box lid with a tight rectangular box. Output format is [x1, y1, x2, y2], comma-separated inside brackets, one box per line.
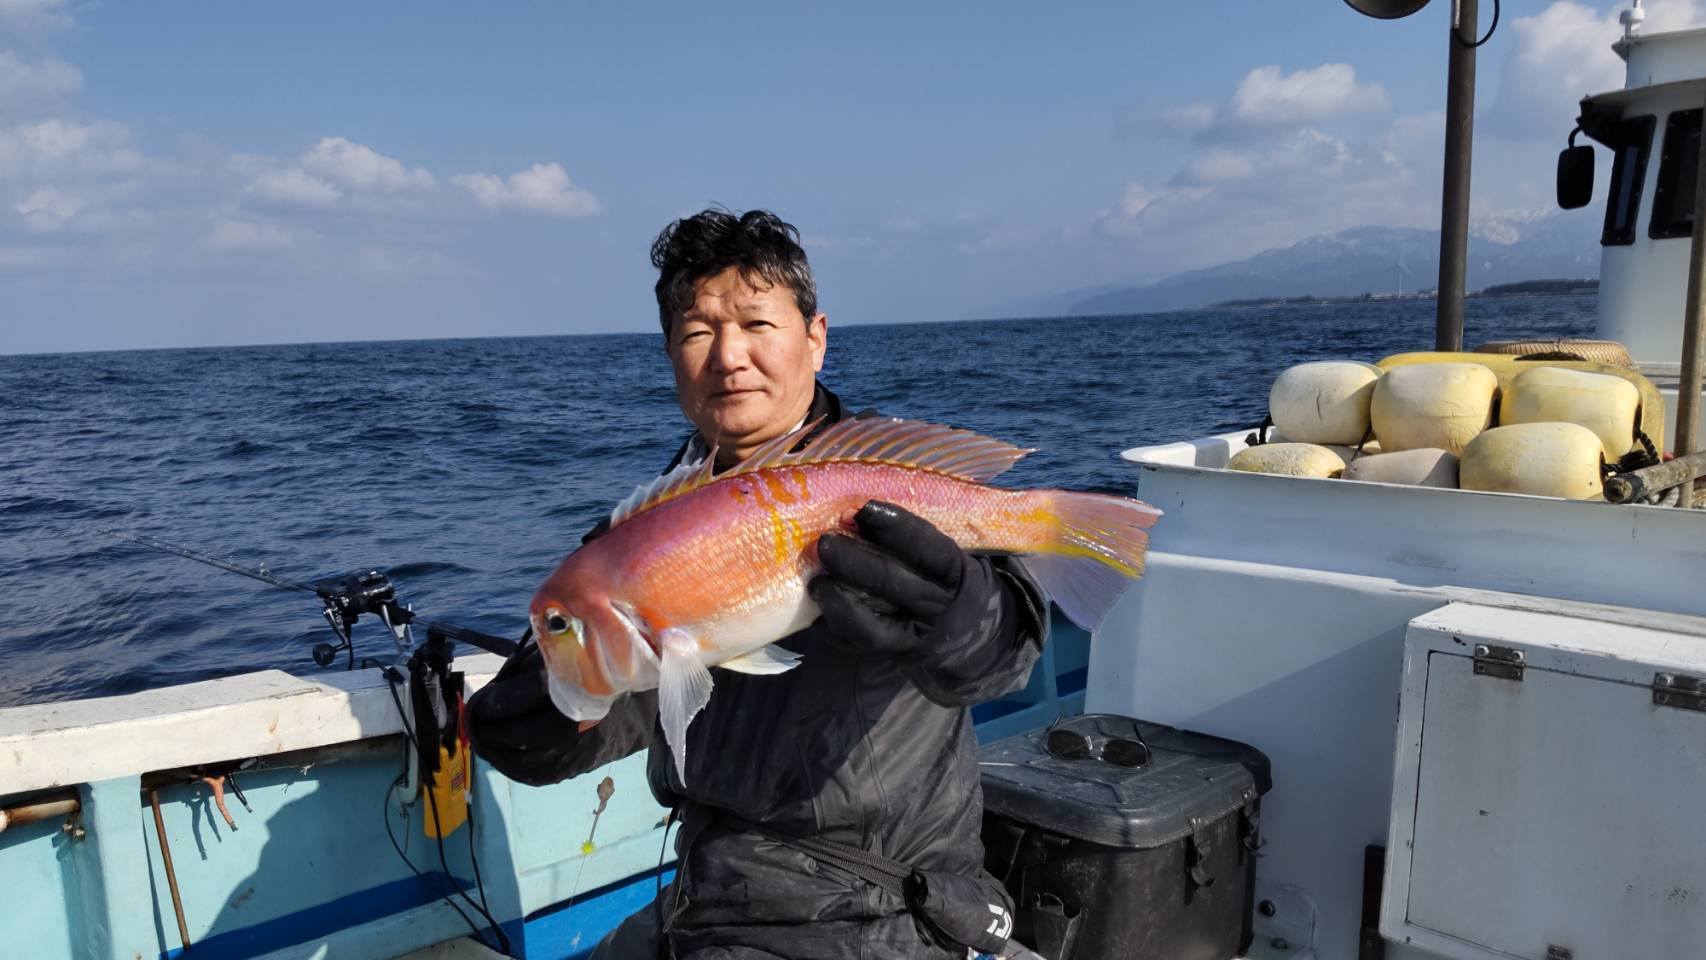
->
[978, 714, 1272, 849]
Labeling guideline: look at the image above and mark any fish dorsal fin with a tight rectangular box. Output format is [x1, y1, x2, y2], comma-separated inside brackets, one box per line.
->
[732, 415, 1032, 482]
[609, 416, 1032, 527]
[609, 448, 719, 527]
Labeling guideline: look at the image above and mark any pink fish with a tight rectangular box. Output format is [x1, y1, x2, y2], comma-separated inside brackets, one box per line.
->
[531, 417, 1160, 780]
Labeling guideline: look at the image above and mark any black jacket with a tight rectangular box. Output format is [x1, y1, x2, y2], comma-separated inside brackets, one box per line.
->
[468, 384, 1049, 959]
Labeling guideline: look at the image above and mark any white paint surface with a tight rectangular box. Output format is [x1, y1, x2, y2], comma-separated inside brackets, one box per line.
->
[1384, 604, 1706, 960]
[0, 654, 504, 795]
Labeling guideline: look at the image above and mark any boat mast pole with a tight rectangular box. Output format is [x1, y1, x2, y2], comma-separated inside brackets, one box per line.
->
[1672, 90, 1706, 481]
[1436, 0, 1477, 352]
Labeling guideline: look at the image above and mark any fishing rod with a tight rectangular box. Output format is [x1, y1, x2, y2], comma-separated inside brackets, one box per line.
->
[127, 534, 518, 668]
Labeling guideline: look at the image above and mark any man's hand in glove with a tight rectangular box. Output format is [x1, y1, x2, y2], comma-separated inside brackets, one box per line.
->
[808, 501, 1017, 666]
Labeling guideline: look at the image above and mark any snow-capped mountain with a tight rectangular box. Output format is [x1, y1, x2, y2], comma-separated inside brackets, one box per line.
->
[1066, 211, 1601, 316]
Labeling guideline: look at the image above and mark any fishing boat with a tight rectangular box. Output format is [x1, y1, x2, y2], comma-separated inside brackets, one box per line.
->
[3, 3, 1703, 958]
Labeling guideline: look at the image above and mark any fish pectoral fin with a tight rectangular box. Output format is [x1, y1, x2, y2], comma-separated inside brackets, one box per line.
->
[657, 628, 714, 784]
[719, 644, 803, 676]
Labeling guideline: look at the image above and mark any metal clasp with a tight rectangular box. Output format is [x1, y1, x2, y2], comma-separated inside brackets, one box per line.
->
[1652, 672, 1706, 713]
[1472, 644, 1525, 682]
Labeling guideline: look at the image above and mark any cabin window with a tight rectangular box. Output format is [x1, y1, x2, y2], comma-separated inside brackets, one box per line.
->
[1650, 108, 1702, 241]
[1602, 114, 1655, 246]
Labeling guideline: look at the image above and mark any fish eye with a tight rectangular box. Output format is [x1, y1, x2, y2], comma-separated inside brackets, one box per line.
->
[545, 610, 571, 635]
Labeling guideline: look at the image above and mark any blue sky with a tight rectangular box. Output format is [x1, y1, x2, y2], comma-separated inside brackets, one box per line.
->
[2, 0, 1701, 354]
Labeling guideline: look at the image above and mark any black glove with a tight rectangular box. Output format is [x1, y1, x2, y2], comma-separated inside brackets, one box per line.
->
[466, 641, 656, 786]
[809, 501, 1015, 663]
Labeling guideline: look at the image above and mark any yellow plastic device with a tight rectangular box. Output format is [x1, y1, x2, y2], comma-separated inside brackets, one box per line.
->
[423, 743, 469, 838]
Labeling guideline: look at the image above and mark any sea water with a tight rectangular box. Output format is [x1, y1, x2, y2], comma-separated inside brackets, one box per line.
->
[0, 297, 1595, 707]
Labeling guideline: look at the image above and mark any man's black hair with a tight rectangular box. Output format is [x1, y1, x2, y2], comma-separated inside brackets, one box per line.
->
[650, 208, 818, 334]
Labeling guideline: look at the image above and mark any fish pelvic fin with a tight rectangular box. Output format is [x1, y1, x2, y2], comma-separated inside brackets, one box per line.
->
[608, 417, 1034, 528]
[1024, 491, 1163, 632]
[658, 628, 713, 785]
[719, 643, 802, 676]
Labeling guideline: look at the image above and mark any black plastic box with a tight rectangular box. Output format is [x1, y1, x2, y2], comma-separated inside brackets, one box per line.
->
[979, 715, 1272, 960]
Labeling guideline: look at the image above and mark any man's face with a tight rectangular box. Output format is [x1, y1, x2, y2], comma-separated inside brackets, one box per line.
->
[667, 266, 827, 463]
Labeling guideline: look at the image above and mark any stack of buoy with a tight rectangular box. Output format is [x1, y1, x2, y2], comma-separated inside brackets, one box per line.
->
[1229, 349, 1655, 502]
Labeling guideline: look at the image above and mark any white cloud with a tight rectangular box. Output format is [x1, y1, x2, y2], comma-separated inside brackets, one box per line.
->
[0, 0, 71, 31]
[1487, 0, 1705, 139]
[15, 185, 77, 230]
[453, 162, 602, 217]
[1115, 184, 1153, 219]
[251, 167, 340, 208]
[302, 136, 433, 191]
[1132, 63, 1390, 146]
[1160, 102, 1215, 135]
[205, 219, 296, 252]
[1097, 124, 1434, 274]
[1228, 64, 1389, 129]
[1176, 148, 1256, 185]
[0, 52, 80, 113]
[0, 118, 141, 175]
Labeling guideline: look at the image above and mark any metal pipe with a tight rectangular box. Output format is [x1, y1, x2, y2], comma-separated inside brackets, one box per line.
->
[0, 794, 79, 833]
[1671, 91, 1706, 480]
[1436, 0, 1478, 352]
[1603, 450, 1706, 504]
[150, 788, 193, 951]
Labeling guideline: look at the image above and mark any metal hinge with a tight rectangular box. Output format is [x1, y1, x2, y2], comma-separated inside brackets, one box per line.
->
[1652, 672, 1706, 713]
[1472, 644, 1524, 682]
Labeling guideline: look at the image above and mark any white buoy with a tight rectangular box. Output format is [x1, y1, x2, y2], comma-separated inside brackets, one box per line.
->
[1460, 422, 1606, 499]
[1342, 448, 1459, 488]
[1500, 366, 1642, 459]
[1228, 442, 1347, 478]
[1371, 362, 1498, 455]
[1269, 361, 1382, 445]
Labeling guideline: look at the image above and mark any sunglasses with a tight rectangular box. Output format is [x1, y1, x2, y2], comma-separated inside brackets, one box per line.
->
[1044, 718, 1150, 768]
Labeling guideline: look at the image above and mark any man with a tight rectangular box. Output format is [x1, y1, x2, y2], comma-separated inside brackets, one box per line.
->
[468, 208, 1048, 959]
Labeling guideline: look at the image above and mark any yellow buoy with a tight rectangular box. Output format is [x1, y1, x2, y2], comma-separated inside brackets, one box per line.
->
[1341, 448, 1458, 488]
[1459, 422, 1605, 500]
[1268, 361, 1381, 445]
[1499, 366, 1641, 459]
[1370, 362, 1498, 455]
[1227, 442, 1346, 478]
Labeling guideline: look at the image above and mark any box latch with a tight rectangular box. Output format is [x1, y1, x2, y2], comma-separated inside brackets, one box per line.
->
[1472, 644, 1524, 682]
[1185, 816, 1215, 889]
[1652, 672, 1706, 713]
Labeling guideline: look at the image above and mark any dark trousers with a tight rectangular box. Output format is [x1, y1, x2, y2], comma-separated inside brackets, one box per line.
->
[590, 895, 789, 960]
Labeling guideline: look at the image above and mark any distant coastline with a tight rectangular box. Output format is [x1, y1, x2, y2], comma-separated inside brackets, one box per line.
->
[1209, 278, 1598, 309]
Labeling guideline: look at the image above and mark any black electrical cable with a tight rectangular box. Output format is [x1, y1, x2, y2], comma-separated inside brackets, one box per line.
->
[385, 673, 512, 954]
[654, 808, 678, 940]
[1458, 0, 1500, 48]
[381, 779, 487, 940]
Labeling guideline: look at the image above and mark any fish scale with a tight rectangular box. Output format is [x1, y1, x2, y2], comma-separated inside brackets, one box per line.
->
[529, 416, 1161, 782]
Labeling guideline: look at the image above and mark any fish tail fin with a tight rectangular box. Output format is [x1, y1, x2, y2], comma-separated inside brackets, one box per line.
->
[1023, 491, 1161, 631]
